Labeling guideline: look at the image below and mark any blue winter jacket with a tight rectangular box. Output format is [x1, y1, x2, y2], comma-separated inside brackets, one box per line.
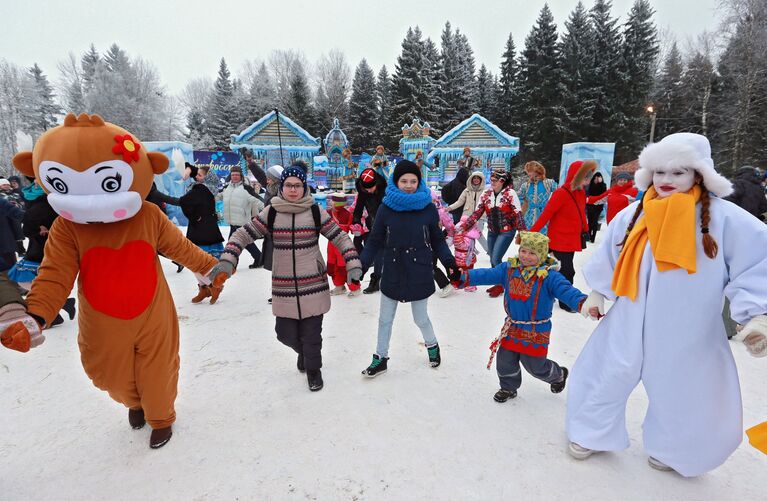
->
[361, 203, 456, 302]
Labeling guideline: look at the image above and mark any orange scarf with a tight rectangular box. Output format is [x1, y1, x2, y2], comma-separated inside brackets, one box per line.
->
[747, 421, 767, 454]
[611, 185, 701, 301]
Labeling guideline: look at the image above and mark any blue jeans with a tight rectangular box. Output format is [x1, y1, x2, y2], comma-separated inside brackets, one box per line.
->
[376, 293, 438, 358]
[487, 231, 516, 267]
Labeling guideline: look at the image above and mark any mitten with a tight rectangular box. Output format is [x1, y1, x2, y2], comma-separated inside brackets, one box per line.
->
[580, 291, 605, 320]
[350, 223, 363, 237]
[208, 261, 235, 287]
[742, 315, 767, 357]
[0, 303, 44, 353]
[447, 266, 461, 283]
[347, 267, 363, 284]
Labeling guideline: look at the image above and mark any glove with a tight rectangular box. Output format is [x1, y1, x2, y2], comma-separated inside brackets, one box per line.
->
[350, 223, 363, 237]
[0, 304, 44, 353]
[447, 266, 461, 282]
[347, 268, 363, 284]
[742, 315, 767, 357]
[208, 261, 235, 287]
[580, 291, 606, 320]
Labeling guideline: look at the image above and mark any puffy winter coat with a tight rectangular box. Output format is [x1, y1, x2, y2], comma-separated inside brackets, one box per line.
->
[530, 160, 594, 252]
[447, 171, 486, 217]
[441, 168, 471, 218]
[360, 203, 455, 302]
[724, 166, 767, 220]
[222, 182, 264, 226]
[586, 181, 639, 223]
[22, 195, 58, 263]
[179, 184, 224, 246]
[0, 197, 24, 262]
[222, 195, 361, 320]
[463, 186, 524, 235]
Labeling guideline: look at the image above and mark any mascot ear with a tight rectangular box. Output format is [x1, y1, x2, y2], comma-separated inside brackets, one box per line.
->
[147, 152, 169, 174]
[12, 151, 35, 177]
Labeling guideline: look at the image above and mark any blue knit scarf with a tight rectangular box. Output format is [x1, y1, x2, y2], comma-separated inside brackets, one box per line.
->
[383, 180, 433, 212]
[22, 183, 45, 201]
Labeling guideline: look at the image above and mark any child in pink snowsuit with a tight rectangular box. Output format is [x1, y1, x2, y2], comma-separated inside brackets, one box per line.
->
[454, 216, 481, 291]
[327, 193, 362, 297]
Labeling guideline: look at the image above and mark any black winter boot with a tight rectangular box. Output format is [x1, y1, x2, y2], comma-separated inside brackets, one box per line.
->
[128, 408, 145, 429]
[150, 426, 173, 449]
[62, 297, 76, 320]
[427, 343, 441, 368]
[494, 389, 517, 402]
[363, 276, 380, 294]
[550, 367, 569, 394]
[362, 354, 388, 377]
[307, 369, 323, 391]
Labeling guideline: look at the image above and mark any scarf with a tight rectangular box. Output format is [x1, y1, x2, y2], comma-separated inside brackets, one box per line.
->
[382, 180, 433, 212]
[507, 256, 559, 281]
[22, 183, 45, 201]
[611, 185, 701, 301]
[270, 194, 315, 214]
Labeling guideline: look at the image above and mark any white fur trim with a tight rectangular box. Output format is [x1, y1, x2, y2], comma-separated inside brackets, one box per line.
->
[636, 133, 733, 197]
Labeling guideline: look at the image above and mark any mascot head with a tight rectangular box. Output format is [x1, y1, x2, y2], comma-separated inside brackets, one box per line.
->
[12, 113, 169, 224]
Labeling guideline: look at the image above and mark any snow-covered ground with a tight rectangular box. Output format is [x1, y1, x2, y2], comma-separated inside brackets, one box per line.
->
[1, 228, 765, 500]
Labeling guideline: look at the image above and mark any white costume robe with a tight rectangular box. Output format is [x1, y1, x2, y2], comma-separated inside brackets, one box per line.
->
[567, 197, 767, 477]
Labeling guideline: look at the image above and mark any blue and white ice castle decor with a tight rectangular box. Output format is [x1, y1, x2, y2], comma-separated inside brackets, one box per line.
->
[230, 110, 321, 178]
[427, 113, 520, 183]
[399, 118, 437, 185]
[320, 118, 352, 191]
[559, 142, 616, 187]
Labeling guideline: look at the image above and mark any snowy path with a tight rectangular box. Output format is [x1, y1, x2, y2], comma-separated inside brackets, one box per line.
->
[1, 230, 765, 500]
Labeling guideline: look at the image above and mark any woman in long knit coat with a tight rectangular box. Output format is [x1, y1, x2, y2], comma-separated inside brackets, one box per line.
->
[567, 133, 767, 476]
[210, 166, 362, 392]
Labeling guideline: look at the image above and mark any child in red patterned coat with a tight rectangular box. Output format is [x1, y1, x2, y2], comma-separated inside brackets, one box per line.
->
[327, 193, 362, 297]
[457, 231, 593, 402]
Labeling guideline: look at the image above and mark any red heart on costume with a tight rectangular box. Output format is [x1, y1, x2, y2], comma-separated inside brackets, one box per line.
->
[80, 240, 158, 320]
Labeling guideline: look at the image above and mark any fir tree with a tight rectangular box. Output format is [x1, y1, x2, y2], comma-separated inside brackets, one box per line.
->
[589, 0, 625, 142]
[247, 62, 277, 123]
[375, 65, 394, 150]
[26, 63, 61, 139]
[285, 64, 316, 135]
[453, 29, 478, 123]
[389, 27, 431, 148]
[652, 41, 685, 141]
[81, 44, 100, 94]
[559, 1, 597, 143]
[617, 0, 658, 160]
[347, 59, 378, 152]
[517, 4, 567, 177]
[476, 64, 496, 119]
[208, 57, 238, 150]
[103, 44, 131, 74]
[497, 33, 520, 135]
[439, 22, 460, 130]
[423, 36, 448, 133]
[680, 51, 716, 137]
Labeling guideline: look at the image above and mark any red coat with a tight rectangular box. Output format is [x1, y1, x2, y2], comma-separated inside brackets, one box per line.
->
[530, 161, 593, 252]
[586, 181, 638, 223]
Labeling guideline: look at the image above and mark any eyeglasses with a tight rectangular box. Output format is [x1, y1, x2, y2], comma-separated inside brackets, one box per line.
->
[490, 177, 502, 182]
[283, 183, 304, 190]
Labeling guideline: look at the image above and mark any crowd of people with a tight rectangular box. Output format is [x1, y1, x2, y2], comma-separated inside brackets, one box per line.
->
[1, 117, 766, 477]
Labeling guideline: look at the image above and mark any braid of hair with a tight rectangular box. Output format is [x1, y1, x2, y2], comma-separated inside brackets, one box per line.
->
[700, 186, 718, 259]
[617, 197, 645, 249]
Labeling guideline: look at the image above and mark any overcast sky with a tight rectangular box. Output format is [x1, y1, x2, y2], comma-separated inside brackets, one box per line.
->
[2, 0, 721, 95]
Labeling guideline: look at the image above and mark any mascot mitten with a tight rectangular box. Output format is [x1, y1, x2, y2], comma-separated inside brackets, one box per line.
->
[742, 315, 767, 357]
[580, 291, 606, 320]
[11, 113, 220, 449]
[0, 303, 44, 352]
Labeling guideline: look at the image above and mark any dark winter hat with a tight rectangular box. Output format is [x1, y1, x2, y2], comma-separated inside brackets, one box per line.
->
[392, 160, 421, 185]
[280, 166, 308, 194]
[291, 160, 309, 173]
[614, 171, 632, 181]
[230, 166, 242, 175]
[8, 175, 20, 184]
[185, 162, 198, 179]
[359, 168, 377, 189]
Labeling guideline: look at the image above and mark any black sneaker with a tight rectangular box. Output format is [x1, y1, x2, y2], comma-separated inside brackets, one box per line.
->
[297, 353, 305, 373]
[362, 354, 388, 377]
[174, 262, 184, 273]
[267, 297, 272, 305]
[551, 367, 569, 394]
[307, 369, 323, 391]
[427, 343, 441, 368]
[363, 276, 380, 294]
[249, 261, 262, 269]
[62, 297, 76, 320]
[494, 389, 517, 402]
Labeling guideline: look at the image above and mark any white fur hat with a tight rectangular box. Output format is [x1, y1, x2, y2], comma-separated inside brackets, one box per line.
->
[636, 133, 733, 197]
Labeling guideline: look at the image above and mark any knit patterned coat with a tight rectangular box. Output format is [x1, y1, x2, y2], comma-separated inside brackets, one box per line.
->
[222, 196, 361, 319]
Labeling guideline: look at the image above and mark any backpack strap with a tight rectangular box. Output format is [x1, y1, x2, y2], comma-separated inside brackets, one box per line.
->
[266, 206, 277, 233]
[311, 203, 322, 237]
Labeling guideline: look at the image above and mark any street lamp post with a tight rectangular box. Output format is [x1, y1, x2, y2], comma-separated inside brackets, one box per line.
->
[646, 105, 657, 143]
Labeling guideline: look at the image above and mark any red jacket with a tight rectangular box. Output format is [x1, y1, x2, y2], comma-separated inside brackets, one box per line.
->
[530, 160, 595, 252]
[586, 181, 638, 223]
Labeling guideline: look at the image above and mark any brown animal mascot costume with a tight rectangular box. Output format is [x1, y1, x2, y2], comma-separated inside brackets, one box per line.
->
[0, 113, 219, 449]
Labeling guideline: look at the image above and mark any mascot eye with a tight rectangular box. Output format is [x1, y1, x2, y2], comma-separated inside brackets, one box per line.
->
[45, 176, 68, 194]
[101, 173, 122, 193]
